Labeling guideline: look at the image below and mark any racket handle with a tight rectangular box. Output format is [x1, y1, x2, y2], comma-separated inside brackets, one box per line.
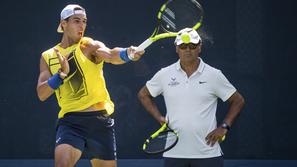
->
[136, 38, 153, 52]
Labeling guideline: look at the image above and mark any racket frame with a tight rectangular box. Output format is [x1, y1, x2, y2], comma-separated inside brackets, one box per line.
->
[143, 123, 179, 154]
[136, 0, 204, 51]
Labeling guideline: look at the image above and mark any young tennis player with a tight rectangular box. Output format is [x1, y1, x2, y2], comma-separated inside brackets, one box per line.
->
[37, 4, 144, 167]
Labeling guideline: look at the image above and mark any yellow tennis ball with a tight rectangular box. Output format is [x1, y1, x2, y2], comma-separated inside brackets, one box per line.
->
[181, 33, 190, 44]
[218, 135, 226, 142]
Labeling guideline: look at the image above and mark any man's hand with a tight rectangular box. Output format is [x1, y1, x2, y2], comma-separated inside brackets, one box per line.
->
[127, 46, 145, 61]
[157, 116, 167, 126]
[54, 48, 69, 78]
[205, 127, 227, 147]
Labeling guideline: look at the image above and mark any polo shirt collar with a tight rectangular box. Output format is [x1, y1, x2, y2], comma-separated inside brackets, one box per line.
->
[175, 57, 205, 74]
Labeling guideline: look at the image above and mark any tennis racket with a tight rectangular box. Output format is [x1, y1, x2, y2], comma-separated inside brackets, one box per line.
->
[143, 123, 178, 154]
[136, 0, 204, 52]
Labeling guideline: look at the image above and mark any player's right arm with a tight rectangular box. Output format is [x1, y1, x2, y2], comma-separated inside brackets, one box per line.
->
[80, 37, 144, 65]
[36, 56, 54, 101]
[138, 86, 166, 125]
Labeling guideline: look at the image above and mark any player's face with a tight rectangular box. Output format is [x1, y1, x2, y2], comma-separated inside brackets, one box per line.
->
[176, 43, 201, 62]
[62, 14, 87, 41]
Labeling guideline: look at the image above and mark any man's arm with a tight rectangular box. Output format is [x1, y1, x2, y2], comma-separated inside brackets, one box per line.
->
[223, 91, 245, 127]
[36, 56, 54, 101]
[36, 49, 68, 101]
[206, 91, 245, 146]
[138, 86, 166, 125]
[81, 38, 144, 65]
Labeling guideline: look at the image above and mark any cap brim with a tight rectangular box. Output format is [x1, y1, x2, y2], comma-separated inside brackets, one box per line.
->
[57, 23, 63, 33]
[175, 40, 183, 46]
[175, 39, 200, 46]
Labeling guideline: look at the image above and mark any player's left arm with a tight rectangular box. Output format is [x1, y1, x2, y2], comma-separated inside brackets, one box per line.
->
[206, 91, 245, 146]
[81, 37, 144, 64]
[223, 91, 245, 127]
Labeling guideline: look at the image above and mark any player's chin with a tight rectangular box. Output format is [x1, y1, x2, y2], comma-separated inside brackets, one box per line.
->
[73, 33, 83, 41]
[74, 36, 82, 42]
[181, 53, 193, 58]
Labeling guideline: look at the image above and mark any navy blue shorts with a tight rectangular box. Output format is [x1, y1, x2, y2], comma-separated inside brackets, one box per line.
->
[164, 156, 223, 167]
[56, 111, 116, 160]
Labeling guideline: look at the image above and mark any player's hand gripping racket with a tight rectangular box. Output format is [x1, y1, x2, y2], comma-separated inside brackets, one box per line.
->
[136, 0, 204, 52]
[143, 123, 178, 154]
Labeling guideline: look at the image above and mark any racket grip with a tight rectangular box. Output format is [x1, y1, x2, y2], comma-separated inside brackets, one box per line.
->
[136, 38, 153, 52]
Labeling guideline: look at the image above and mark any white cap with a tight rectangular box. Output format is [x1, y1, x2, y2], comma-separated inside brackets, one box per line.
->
[57, 4, 86, 33]
[174, 28, 201, 46]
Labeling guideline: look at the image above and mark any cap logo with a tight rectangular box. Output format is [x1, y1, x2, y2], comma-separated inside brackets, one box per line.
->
[73, 10, 86, 16]
[61, 9, 86, 20]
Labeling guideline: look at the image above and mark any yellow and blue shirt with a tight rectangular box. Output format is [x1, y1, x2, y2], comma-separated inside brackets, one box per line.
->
[42, 38, 114, 118]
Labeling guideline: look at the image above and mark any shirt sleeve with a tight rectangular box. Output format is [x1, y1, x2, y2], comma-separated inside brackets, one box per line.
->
[146, 70, 163, 97]
[213, 70, 237, 102]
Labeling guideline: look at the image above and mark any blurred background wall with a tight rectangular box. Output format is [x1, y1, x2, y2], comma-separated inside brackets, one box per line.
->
[0, 0, 296, 159]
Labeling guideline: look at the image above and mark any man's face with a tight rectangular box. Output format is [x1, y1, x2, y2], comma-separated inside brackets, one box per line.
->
[61, 14, 87, 41]
[176, 42, 202, 62]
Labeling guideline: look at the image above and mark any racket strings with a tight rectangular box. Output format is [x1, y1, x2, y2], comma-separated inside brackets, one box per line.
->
[162, 14, 176, 30]
[160, 0, 203, 32]
[145, 131, 178, 153]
